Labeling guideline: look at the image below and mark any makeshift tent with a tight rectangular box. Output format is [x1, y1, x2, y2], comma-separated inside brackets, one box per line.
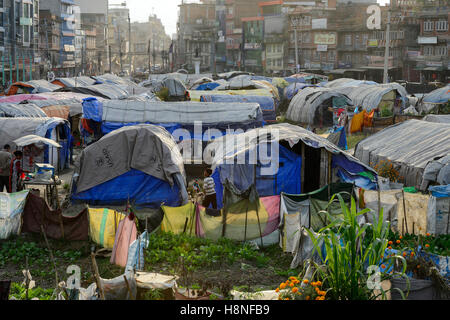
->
[200, 94, 277, 122]
[324, 78, 378, 88]
[194, 82, 221, 91]
[207, 123, 378, 209]
[423, 114, 450, 124]
[0, 190, 29, 239]
[421, 85, 450, 109]
[189, 89, 276, 102]
[56, 83, 130, 100]
[81, 98, 264, 140]
[5, 80, 60, 96]
[286, 87, 353, 126]
[284, 83, 316, 101]
[420, 155, 450, 190]
[22, 192, 89, 240]
[354, 120, 450, 190]
[158, 78, 188, 100]
[0, 117, 72, 172]
[0, 94, 47, 104]
[0, 103, 47, 118]
[51, 77, 97, 88]
[334, 83, 408, 113]
[71, 124, 189, 209]
[326, 126, 348, 150]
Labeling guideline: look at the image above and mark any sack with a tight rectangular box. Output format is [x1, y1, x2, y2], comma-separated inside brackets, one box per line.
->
[88, 208, 125, 249]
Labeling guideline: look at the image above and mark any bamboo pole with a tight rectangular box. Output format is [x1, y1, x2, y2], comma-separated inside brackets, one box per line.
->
[123, 275, 135, 300]
[402, 190, 409, 234]
[91, 253, 105, 300]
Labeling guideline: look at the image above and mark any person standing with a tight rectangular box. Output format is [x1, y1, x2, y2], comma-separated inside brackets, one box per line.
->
[10, 151, 24, 193]
[0, 145, 12, 192]
[202, 169, 217, 209]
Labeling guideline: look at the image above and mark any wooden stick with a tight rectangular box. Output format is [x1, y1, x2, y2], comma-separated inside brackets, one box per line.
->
[446, 199, 450, 235]
[90, 252, 105, 300]
[25, 256, 29, 300]
[40, 225, 59, 288]
[402, 190, 409, 234]
[123, 275, 135, 300]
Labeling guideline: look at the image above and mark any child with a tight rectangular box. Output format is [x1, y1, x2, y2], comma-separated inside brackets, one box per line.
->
[10, 150, 24, 193]
[202, 168, 217, 209]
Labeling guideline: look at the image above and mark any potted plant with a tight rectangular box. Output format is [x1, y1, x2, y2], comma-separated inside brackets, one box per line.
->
[388, 233, 450, 300]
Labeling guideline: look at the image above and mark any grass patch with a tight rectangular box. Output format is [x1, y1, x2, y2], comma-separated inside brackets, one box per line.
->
[347, 133, 369, 150]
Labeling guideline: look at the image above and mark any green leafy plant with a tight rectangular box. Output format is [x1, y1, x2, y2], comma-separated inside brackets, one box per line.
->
[306, 194, 407, 300]
[9, 282, 54, 300]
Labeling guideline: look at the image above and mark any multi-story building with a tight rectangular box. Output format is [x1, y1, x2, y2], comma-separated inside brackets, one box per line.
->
[130, 15, 171, 73]
[40, 0, 78, 77]
[107, 3, 130, 74]
[415, 0, 449, 82]
[285, 0, 338, 74]
[74, 0, 108, 75]
[1, 0, 42, 85]
[176, 0, 216, 73]
[224, 0, 260, 71]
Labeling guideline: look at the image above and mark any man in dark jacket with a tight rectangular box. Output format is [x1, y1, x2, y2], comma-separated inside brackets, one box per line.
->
[0, 145, 12, 192]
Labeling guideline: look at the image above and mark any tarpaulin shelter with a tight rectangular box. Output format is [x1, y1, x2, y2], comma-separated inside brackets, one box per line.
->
[0, 94, 47, 104]
[0, 103, 47, 118]
[420, 154, 450, 190]
[0, 190, 29, 239]
[22, 192, 89, 241]
[194, 82, 221, 91]
[52, 77, 97, 88]
[354, 120, 450, 190]
[0, 117, 72, 172]
[418, 85, 450, 114]
[5, 80, 60, 96]
[423, 114, 450, 124]
[286, 87, 353, 126]
[81, 98, 264, 141]
[56, 83, 130, 100]
[189, 88, 275, 102]
[207, 123, 378, 209]
[200, 94, 277, 122]
[284, 83, 316, 101]
[323, 78, 378, 89]
[334, 83, 408, 113]
[71, 124, 189, 209]
[427, 185, 450, 236]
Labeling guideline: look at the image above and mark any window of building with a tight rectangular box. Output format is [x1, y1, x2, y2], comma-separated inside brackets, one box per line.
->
[423, 45, 434, 56]
[277, 59, 282, 67]
[345, 34, 352, 46]
[328, 50, 336, 61]
[436, 45, 447, 56]
[436, 20, 448, 32]
[277, 44, 282, 53]
[424, 20, 434, 32]
[313, 50, 320, 61]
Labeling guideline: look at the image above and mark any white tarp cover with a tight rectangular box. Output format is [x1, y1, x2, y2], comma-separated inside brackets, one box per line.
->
[0, 103, 47, 118]
[100, 100, 264, 125]
[354, 120, 450, 189]
[0, 190, 29, 239]
[0, 117, 68, 150]
[14, 135, 61, 148]
[21, 80, 61, 93]
[423, 114, 450, 124]
[286, 87, 353, 124]
[427, 196, 449, 235]
[75, 124, 185, 193]
[53, 77, 97, 87]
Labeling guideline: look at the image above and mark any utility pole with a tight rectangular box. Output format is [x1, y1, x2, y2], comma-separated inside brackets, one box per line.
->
[383, 2, 392, 84]
[109, 45, 112, 73]
[148, 39, 151, 73]
[128, 13, 132, 75]
[291, 16, 300, 74]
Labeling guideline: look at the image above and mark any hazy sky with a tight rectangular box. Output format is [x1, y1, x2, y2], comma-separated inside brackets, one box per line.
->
[109, 0, 390, 39]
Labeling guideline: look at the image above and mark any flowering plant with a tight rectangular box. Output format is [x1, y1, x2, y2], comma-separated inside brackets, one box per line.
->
[371, 160, 401, 182]
[276, 276, 328, 301]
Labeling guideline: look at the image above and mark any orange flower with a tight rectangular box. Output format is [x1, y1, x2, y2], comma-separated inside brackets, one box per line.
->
[425, 244, 430, 248]
[289, 276, 297, 281]
[417, 265, 420, 269]
[388, 241, 393, 245]
[316, 281, 322, 286]
[402, 252, 407, 257]
[381, 264, 386, 269]
[292, 287, 298, 294]
[388, 246, 392, 250]
[306, 296, 310, 300]
[396, 240, 401, 244]
[280, 283, 287, 289]
[303, 279, 309, 284]
[275, 288, 280, 293]
[426, 233, 431, 237]
[289, 282, 295, 287]
[285, 297, 290, 300]
[410, 252, 415, 256]
[399, 236, 403, 240]
[315, 296, 322, 300]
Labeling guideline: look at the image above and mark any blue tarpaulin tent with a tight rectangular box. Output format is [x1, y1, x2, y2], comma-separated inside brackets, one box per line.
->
[423, 85, 450, 104]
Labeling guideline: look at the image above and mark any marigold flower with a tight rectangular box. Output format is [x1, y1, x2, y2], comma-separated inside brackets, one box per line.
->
[399, 236, 403, 239]
[388, 246, 392, 250]
[303, 279, 309, 284]
[381, 264, 386, 269]
[396, 240, 401, 244]
[402, 252, 407, 257]
[388, 241, 393, 245]
[315, 296, 321, 300]
[426, 233, 431, 237]
[425, 244, 430, 248]
[289, 276, 297, 281]
[320, 291, 327, 296]
[280, 283, 287, 289]
[289, 282, 295, 287]
[285, 297, 290, 300]
[275, 288, 280, 293]
[417, 265, 420, 269]
[316, 281, 322, 286]
[292, 287, 298, 294]
[410, 252, 415, 256]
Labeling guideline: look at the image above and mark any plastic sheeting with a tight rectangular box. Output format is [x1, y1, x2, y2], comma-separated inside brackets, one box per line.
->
[189, 89, 275, 102]
[200, 94, 276, 122]
[354, 120, 450, 190]
[284, 83, 316, 101]
[286, 87, 353, 125]
[88, 208, 126, 249]
[208, 124, 378, 193]
[0, 190, 30, 239]
[52, 77, 97, 88]
[0, 103, 47, 118]
[423, 114, 450, 124]
[426, 196, 449, 235]
[58, 83, 130, 100]
[422, 85, 450, 104]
